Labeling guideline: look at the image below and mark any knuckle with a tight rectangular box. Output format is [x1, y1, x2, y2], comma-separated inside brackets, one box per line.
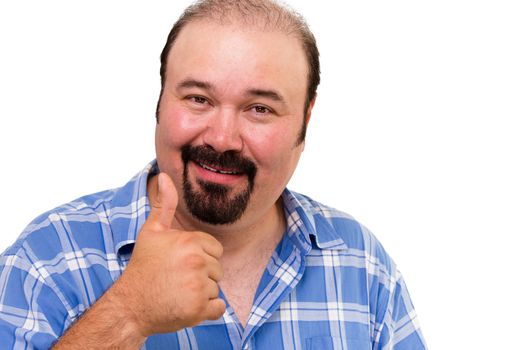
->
[186, 278, 205, 292]
[177, 232, 195, 245]
[216, 265, 224, 280]
[189, 302, 207, 316]
[215, 242, 224, 256]
[182, 297, 207, 319]
[184, 253, 206, 269]
[209, 300, 226, 319]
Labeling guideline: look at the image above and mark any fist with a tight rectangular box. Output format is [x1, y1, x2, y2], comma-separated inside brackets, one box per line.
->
[111, 172, 226, 337]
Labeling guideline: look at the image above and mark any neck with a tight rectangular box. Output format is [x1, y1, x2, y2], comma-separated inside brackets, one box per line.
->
[211, 198, 285, 256]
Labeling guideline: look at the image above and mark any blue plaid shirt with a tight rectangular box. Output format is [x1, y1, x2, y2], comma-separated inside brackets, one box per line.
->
[0, 161, 426, 349]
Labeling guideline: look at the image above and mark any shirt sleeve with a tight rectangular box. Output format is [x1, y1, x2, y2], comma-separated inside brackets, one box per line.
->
[0, 246, 69, 350]
[358, 223, 427, 350]
[376, 270, 427, 350]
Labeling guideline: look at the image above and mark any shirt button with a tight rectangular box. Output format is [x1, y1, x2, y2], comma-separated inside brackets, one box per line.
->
[243, 344, 249, 350]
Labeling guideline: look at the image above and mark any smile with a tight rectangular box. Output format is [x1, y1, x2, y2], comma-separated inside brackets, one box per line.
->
[198, 162, 241, 175]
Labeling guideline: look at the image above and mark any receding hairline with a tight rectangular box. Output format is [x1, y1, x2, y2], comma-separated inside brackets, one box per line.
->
[177, 0, 306, 34]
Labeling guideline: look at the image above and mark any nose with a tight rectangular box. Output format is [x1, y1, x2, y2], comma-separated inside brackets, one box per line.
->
[202, 107, 243, 153]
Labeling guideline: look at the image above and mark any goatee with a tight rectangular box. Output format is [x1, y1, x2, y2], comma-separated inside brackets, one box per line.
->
[181, 145, 257, 225]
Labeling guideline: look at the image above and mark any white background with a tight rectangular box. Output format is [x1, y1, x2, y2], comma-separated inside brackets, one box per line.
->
[1, 1, 524, 348]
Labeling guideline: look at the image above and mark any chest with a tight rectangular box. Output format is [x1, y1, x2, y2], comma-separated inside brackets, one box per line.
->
[219, 252, 271, 327]
[144, 258, 374, 349]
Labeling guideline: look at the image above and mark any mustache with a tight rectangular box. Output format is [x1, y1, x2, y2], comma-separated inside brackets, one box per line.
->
[181, 144, 257, 182]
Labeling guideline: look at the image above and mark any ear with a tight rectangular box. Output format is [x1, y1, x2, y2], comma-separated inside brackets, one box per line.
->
[296, 94, 317, 150]
[305, 94, 317, 128]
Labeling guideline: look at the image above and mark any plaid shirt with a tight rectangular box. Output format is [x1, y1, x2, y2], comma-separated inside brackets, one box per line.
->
[0, 161, 426, 349]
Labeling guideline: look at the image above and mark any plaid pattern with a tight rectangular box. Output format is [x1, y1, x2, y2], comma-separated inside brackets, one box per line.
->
[0, 161, 426, 349]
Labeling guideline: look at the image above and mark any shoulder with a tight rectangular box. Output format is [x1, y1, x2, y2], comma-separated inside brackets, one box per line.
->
[289, 190, 397, 278]
[2, 160, 155, 266]
[0, 189, 120, 348]
[0, 188, 124, 315]
[288, 191, 427, 347]
[290, 192, 401, 302]
[3, 189, 118, 259]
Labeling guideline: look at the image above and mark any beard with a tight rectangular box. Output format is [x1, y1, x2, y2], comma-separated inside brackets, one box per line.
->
[181, 145, 257, 225]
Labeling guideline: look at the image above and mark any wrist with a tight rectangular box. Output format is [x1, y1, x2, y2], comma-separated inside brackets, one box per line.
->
[51, 279, 147, 349]
[104, 275, 150, 340]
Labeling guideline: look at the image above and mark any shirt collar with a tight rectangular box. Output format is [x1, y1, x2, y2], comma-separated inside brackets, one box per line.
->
[108, 161, 348, 258]
[281, 189, 349, 253]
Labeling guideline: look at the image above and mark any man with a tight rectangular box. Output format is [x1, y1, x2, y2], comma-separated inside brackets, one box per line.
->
[0, 0, 426, 349]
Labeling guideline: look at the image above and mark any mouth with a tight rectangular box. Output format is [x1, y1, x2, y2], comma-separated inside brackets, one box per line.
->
[181, 144, 257, 189]
[191, 160, 245, 186]
[198, 162, 241, 175]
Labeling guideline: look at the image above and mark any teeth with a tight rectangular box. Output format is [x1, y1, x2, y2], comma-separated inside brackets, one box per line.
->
[200, 163, 218, 173]
[199, 163, 239, 175]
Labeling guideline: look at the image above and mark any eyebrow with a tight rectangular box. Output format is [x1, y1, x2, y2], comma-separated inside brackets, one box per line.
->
[245, 89, 284, 103]
[176, 78, 285, 104]
[177, 79, 214, 91]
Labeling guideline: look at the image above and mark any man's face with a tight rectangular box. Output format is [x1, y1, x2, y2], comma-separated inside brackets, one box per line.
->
[155, 20, 312, 230]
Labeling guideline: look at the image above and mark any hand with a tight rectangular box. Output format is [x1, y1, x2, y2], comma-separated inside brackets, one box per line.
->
[110, 172, 226, 337]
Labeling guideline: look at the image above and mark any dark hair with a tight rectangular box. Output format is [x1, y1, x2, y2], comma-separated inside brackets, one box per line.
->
[156, 0, 320, 143]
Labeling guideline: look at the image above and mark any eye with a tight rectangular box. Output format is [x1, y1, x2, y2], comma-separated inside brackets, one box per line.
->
[188, 95, 208, 104]
[252, 105, 273, 114]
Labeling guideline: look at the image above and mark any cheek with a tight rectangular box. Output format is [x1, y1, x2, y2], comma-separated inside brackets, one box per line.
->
[155, 107, 207, 176]
[247, 125, 299, 171]
[157, 107, 206, 149]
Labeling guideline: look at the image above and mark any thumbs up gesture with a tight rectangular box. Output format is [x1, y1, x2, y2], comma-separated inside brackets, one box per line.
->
[112, 172, 226, 337]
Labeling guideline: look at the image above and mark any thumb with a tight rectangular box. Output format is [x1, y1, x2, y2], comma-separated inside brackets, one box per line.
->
[147, 172, 179, 230]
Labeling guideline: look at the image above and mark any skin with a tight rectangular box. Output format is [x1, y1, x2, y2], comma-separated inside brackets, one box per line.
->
[52, 20, 314, 349]
[155, 20, 314, 242]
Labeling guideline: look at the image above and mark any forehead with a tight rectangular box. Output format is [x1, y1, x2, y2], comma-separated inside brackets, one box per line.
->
[165, 20, 308, 103]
